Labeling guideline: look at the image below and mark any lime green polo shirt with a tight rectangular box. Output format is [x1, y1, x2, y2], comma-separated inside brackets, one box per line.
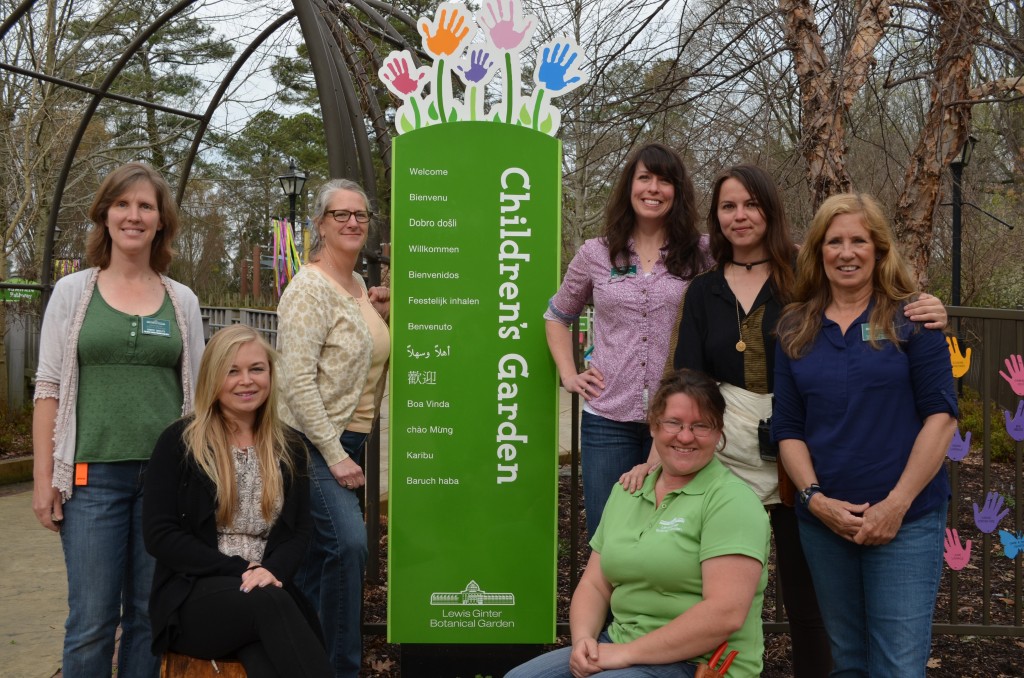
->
[592, 457, 770, 678]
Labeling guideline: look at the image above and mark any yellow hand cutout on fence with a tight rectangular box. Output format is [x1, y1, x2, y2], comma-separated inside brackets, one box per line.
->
[947, 336, 971, 378]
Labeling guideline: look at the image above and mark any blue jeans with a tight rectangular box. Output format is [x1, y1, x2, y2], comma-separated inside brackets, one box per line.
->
[59, 461, 159, 678]
[295, 431, 368, 678]
[580, 411, 652, 539]
[798, 502, 947, 677]
[505, 631, 696, 678]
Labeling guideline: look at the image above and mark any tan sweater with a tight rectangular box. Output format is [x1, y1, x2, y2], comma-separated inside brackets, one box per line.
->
[276, 266, 372, 465]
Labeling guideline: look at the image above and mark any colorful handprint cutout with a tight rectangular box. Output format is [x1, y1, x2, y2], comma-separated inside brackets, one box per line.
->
[379, 0, 588, 135]
[946, 336, 971, 378]
[944, 528, 972, 571]
[973, 491, 1009, 534]
[1000, 354, 1024, 396]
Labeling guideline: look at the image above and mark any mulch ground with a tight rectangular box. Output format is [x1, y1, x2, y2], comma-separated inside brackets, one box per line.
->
[362, 455, 1023, 676]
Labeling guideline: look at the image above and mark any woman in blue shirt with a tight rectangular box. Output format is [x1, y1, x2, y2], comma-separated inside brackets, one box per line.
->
[773, 193, 957, 677]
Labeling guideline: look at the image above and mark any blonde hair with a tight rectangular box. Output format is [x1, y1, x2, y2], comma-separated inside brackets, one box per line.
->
[184, 325, 296, 526]
[777, 193, 918, 359]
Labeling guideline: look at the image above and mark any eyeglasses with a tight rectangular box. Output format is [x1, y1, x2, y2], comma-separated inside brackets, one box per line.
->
[657, 420, 716, 437]
[325, 209, 371, 224]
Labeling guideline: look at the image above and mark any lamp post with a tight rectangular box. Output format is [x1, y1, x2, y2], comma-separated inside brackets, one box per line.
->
[278, 158, 307, 240]
[949, 135, 976, 308]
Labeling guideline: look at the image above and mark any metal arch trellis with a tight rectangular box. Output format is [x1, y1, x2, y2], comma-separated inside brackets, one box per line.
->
[0, 0, 424, 298]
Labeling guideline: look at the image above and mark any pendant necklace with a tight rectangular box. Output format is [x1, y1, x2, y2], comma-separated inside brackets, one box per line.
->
[734, 294, 746, 353]
[727, 265, 747, 352]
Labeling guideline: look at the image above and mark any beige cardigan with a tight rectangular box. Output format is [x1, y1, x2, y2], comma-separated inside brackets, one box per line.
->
[276, 266, 372, 466]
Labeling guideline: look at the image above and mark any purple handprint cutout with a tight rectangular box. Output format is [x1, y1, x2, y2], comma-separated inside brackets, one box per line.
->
[1005, 400, 1024, 442]
[973, 491, 1010, 533]
[946, 427, 971, 461]
[1000, 354, 1024, 396]
[480, 0, 534, 50]
[457, 48, 496, 85]
[537, 42, 583, 92]
[944, 528, 972, 571]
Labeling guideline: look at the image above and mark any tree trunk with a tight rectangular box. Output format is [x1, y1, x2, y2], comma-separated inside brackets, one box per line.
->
[894, 0, 983, 288]
[780, 0, 891, 208]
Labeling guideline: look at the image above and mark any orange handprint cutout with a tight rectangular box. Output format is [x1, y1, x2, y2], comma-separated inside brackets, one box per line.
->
[946, 336, 971, 378]
[419, 4, 473, 58]
[695, 642, 738, 677]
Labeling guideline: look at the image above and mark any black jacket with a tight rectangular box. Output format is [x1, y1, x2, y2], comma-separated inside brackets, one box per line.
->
[143, 418, 314, 654]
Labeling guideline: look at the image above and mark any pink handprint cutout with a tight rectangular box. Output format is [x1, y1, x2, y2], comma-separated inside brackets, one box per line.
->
[944, 529, 972, 570]
[381, 51, 426, 97]
[480, 0, 535, 50]
[999, 354, 1024, 396]
[946, 427, 971, 461]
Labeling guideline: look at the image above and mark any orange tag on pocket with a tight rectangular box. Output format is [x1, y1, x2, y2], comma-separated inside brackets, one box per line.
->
[74, 463, 89, 486]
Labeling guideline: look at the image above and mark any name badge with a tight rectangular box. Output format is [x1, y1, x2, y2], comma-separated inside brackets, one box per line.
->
[860, 323, 887, 342]
[142, 317, 172, 337]
[610, 265, 637, 280]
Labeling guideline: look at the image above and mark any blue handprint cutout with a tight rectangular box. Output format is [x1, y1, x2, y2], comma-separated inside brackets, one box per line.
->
[1005, 400, 1024, 441]
[998, 530, 1024, 559]
[537, 42, 583, 92]
[973, 491, 1010, 534]
[946, 427, 971, 461]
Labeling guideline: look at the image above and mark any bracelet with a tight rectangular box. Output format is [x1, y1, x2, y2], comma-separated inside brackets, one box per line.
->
[798, 484, 823, 507]
[246, 563, 262, 571]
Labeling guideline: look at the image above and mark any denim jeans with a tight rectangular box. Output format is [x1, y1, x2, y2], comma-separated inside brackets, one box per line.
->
[59, 460, 159, 678]
[580, 411, 653, 539]
[295, 431, 368, 678]
[504, 631, 697, 678]
[798, 501, 947, 677]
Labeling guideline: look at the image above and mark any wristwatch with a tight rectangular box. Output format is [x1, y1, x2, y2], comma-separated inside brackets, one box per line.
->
[798, 483, 823, 506]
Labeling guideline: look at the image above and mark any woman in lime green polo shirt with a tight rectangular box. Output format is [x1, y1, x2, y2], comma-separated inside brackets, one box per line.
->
[507, 369, 770, 678]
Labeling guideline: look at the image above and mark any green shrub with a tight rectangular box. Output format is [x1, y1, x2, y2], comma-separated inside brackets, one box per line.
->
[958, 386, 1018, 464]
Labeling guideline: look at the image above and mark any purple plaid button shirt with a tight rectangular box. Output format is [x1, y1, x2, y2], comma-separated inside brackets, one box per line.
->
[545, 236, 710, 422]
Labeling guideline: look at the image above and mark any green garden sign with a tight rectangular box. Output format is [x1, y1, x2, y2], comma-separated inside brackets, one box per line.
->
[381, 0, 588, 645]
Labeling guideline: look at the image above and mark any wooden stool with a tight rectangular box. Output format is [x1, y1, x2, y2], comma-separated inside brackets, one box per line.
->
[160, 652, 247, 677]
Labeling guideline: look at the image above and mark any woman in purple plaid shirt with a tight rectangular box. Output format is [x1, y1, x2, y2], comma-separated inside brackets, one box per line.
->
[545, 143, 711, 538]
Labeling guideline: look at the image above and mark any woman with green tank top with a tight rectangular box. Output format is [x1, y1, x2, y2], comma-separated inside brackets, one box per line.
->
[32, 162, 205, 678]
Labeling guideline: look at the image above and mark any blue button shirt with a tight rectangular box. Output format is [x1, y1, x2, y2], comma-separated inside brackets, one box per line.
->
[772, 304, 957, 524]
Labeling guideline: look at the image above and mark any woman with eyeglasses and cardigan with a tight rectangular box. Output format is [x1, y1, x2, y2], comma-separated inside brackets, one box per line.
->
[276, 179, 390, 677]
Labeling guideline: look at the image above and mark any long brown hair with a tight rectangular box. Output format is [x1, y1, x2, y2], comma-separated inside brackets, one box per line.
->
[603, 143, 704, 279]
[86, 162, 178, 272]
[777, 193, 918, 359]
[708, 164, 797, 303]
[184, 325, 297, 526]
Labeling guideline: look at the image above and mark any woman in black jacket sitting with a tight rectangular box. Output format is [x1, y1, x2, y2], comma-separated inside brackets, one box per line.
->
[144, 325, 331, 677]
